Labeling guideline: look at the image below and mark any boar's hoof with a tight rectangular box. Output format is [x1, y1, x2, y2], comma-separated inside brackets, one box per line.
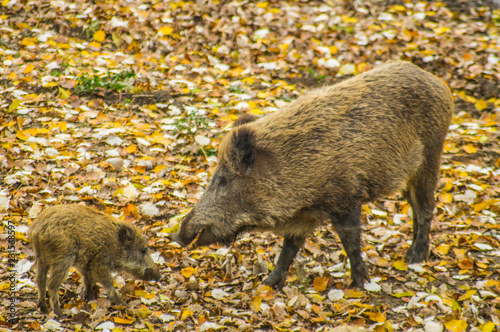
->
[144, 267, 161, 281]
[54, 308, 66, 319]
[349, 266, 371, 289]
[84, 285, 99, 301]
[37, 300, 49, 314]
[263, 271, 286, 290]
[405, 243, 428, 264]
[111, 298, 127, 307]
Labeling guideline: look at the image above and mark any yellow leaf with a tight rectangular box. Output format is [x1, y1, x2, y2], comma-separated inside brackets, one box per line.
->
[393, 260, 407, 271]
[251, 294, 262, 312]
[475, 99, 488, 111]
[113, 316, 136, 325]
[126, 144, 137, 154]
[16, 131, 29, 141]
[462, 145, 477, 153]
[440, 193, 454, 203]
[8, 99, 21, 112]
[313, 276, 328, 292]
[24, 63, 35, 74]
[2, 0, 9, 6]
[159, 26, 174, 36]
[342, 15, 358, 23]
[181, 267, 197, 278]
[149, 131, 171, 145]
[328, 45, 338, 54]
[242, 77, 255, 84]
[434, 27, 451, 35]
[93, 30, 106, 42]
[435, 245, 451, 255]
[444, 319, 467, 332]
[481, 322, 496, 332]
[458, 289, 477, 301]
[257, 1, 268, 7]
[153, 164, 168, 174]
[58, 87, 71, 100]
[181, 310, 192, 320]
[257, 91, 268, 99]
[249, 108, 264, 115]
[58, 122, 67, 132]
[88, 41, 101, 49]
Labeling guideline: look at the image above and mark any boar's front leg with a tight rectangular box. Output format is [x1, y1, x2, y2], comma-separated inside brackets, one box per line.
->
[263, 235, 305, 290]
[331, 203, 370, 288]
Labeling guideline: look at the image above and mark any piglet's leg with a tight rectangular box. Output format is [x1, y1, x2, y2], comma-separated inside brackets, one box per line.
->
[263, 235, 305, 290]
[93, 265, 126, 306]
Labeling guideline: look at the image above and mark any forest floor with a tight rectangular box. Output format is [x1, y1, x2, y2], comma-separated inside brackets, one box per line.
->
[1, 0, 500, 331]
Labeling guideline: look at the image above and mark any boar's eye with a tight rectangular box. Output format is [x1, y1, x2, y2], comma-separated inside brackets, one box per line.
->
[218, 176, 228, 187]
[140, 248, 148, 255]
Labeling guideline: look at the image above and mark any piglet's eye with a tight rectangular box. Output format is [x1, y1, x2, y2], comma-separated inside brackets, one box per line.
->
[140, 248, 147, 255]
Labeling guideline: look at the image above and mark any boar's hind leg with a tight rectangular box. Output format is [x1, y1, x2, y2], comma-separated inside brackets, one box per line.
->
[48, 257, 74, 317]
[331, 203, 370, 288]
[263, 236, 306, 290]
[36, 260, 49, 313]
[405, 164, 439, 263]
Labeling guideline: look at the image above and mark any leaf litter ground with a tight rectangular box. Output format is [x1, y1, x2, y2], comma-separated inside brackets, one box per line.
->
[0, 0, 500, 331]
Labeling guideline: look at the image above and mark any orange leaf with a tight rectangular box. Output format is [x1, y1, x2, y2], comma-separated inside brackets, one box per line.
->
[24, 63, 35, 74]
[126, 144, 137, 154]
[16, 130, 29, 141]
[367, 311, 386, 323]
[113, 316, 136, 325]
[257, 284, 275, 300]
[462, 145, 477, 154]
[313, 276, 328, 292]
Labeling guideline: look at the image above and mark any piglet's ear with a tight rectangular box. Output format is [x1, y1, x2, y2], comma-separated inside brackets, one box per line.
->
[231, 127, 256, 173]
[118, 224, 135, 246]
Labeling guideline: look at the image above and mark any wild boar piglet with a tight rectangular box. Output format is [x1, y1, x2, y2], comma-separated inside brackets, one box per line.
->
[29, 204, 161, 317]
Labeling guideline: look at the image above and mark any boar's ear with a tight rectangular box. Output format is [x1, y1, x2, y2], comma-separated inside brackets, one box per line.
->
[233, 113, 258, 127]
[232, 127, 256, 173]
[118, 224, 136, 246]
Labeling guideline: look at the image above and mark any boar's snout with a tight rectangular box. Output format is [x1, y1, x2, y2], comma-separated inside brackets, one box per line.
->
[143, 267, 161, 281]
[170, 232, 190, 247]
[194, 226, 217, 246]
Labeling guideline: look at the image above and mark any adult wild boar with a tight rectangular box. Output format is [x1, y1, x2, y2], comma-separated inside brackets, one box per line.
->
[30, 204, 161, 317]
[173, 61, 453, 289]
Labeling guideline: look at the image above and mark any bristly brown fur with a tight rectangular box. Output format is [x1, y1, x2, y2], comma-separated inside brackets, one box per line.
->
[174, 60, 454, 289]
